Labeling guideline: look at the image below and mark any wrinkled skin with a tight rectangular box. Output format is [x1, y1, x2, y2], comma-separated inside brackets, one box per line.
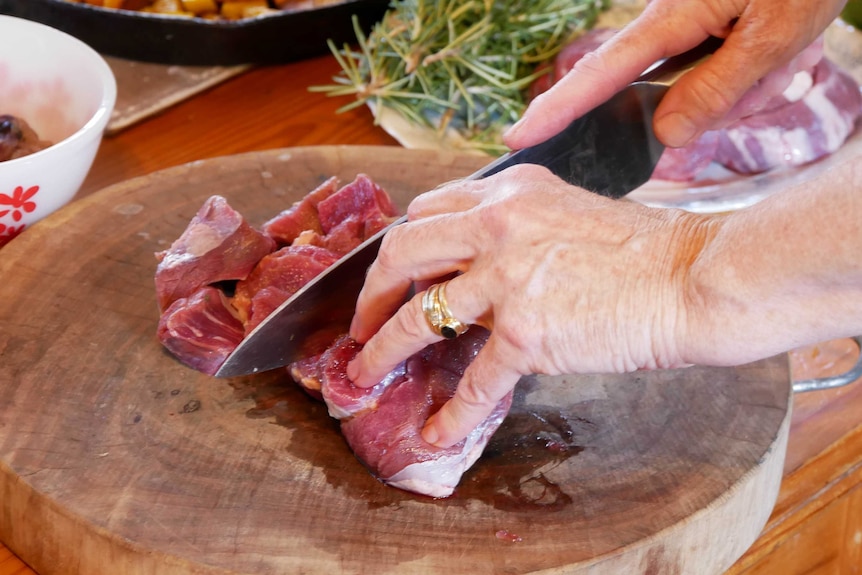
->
[504, 0, 846, 149]
[348, 167, 705, 447]
[349, 159, 862, 448]
[346, 0, 862, 449]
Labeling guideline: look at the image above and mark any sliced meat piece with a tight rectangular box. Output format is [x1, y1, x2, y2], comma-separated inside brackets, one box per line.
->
[300, 329, 514, 498]
[157, 286, 245, 375]
[154, 195, 276, 311]
[291, 211, 394, 256]
[262, 176, 340, 246]
[318, 336, 404, 419]
[316, 215, 365, 256]
[232, 244, 340, 331]
[652, 130, 721, 181]
[317, 173, 399, 235]
[715, 59, 862, 174]
[288, 351, 327, 400]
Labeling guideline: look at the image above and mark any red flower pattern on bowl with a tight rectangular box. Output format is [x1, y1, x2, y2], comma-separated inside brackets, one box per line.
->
[0, 184, 39, 247]
[0, 15, 117, 250]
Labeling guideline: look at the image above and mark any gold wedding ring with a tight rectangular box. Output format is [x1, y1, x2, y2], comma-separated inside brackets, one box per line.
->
[422, 281, 469, 339]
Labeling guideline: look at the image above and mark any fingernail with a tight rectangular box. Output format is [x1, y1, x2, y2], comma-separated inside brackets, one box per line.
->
[502, 117, 525, 141]
[421, 422, 440, 446]
[346, 358, 360, 383]
[655, 112, 698, 147]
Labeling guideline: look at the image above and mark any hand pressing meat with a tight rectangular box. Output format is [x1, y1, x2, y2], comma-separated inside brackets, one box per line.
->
[347, 159, 862, 449]
[293, 329, 512, 498]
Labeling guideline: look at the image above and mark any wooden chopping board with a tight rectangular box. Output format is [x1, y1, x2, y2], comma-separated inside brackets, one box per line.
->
[0, 147, 791, 575]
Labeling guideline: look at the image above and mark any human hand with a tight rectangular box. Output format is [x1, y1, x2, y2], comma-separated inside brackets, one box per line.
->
[347, 165, 711, 448]
[504, 0, 845, 149]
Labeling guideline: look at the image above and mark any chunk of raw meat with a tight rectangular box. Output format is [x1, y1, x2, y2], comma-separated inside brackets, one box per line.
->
[232, 244, 340, 332]
[154, 196, 276, 311]
[288, 351, 326, 400]
[262, 176, 341, 246]
[652, 130, 720, 181]
[296, 329, 514, 498]
[316, 173, 400, 235]
[263, 174, 398, 256]
[157, 286, 245, 376]
[715, 59, 862, 174]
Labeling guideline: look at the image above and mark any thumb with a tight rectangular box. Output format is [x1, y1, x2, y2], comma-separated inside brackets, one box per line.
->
[421, 336, 522, 448]
[653, 33, 794, 147]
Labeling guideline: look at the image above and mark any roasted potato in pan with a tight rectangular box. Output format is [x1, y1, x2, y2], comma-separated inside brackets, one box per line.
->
[64, 0, 281, 19]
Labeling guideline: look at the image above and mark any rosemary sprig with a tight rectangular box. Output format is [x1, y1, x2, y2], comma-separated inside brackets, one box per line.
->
[310, 0, 609, 153]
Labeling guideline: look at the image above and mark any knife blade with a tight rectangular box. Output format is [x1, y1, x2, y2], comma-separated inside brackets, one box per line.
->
[214, 37, 720, 378]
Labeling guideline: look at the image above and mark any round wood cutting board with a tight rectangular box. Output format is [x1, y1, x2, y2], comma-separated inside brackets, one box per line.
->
[0, 147, 792, 575]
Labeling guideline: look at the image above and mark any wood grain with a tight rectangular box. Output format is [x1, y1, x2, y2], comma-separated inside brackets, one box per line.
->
[0, 147, 791, 575]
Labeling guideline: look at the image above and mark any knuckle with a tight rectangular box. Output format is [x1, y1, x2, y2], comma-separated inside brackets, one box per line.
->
[375, 232, 403, 274]
[491, 322, 533, 357]
[455, 376, 497, 413]
[686, 67, 739, 121]
[395, 297, 433, 340]
[571, 50, 628, 95]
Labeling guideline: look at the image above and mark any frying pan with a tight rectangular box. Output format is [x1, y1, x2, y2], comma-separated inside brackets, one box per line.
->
[0, 0, 388, 65]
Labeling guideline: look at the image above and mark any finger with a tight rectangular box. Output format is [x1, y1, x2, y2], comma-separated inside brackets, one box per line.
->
[408, 178, 487, 220]
[653, 35, 789, 146]
[349, 275, 489, 387]
[350, 213, 480, 341]
[503, 3, 717, 150]
[421, 334, 523, 448]
[652, 7, 830, 146]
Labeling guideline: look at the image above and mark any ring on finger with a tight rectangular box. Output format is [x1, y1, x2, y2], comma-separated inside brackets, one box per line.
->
[421, 280, 469, 339]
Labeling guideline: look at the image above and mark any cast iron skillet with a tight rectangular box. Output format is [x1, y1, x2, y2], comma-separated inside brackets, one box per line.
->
[0, 0, 389, 65]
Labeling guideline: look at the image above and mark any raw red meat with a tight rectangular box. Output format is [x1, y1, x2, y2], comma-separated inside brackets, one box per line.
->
[232, 244, 340, 332]
[316, 173, 400, 234]
[715, 59, 862, 174]
[299, 329, 513, 498]
[154, 195, 276, 311]
[263, 174, 399, 255]
[262, 176, 340, 246]
[652, 130, 720, 181]
[157, 286, 245, 376]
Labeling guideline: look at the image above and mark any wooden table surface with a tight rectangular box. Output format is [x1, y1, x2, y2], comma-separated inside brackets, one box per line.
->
[2, 53, 861, 575]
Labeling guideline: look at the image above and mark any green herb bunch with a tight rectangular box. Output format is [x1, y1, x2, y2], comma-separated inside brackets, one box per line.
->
[311, 0, 609, 153]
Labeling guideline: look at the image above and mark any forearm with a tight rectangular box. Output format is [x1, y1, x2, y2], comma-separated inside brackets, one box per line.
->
[683, 158, 862, 365]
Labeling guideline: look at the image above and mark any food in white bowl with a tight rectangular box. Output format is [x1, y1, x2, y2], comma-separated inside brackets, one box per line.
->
[0, 115, 53, 162]
[0, 15, 116, 247]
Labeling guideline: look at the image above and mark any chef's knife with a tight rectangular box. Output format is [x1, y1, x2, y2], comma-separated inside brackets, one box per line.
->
[215, 37, 720, 378]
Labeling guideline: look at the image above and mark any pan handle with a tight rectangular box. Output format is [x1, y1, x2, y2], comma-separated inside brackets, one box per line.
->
[792, 336, 862, 393]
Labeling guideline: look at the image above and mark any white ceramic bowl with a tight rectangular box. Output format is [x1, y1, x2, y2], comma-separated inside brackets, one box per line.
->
[0, 15, 116, 247]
